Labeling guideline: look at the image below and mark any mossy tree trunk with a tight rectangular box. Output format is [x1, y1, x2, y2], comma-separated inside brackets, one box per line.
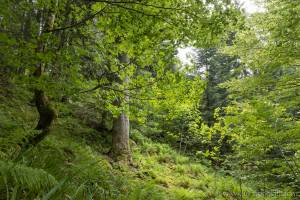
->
[34, 4, 57, 129]
[21, 2, 57, 150]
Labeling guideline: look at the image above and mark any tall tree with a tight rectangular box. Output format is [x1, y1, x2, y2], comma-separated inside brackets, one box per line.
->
[31, 0, 58, 145]
[111, 53, 131, 162]
[196, 48, 239, 126]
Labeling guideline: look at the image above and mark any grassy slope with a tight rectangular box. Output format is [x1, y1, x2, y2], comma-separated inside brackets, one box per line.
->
[0, 84, 282, 200]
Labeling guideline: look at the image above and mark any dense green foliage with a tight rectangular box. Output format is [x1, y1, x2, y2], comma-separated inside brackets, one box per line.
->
[221, 0, 300, 193]
[0, 87, 288, 199]
[0, 0, 299, 199]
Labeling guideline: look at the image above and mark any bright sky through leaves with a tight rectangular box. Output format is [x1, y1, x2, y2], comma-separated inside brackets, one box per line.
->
[177, 0, 264, 65]
[238, 0, 265, 14]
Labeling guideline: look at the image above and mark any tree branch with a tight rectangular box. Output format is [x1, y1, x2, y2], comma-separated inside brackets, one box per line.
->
[88, 0, 179, 10]
[45, 6, 108, 33]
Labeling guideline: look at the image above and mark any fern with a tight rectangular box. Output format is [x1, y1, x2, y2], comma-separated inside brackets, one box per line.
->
[126, 183, 166, 200]
[0, 160, 58, 197]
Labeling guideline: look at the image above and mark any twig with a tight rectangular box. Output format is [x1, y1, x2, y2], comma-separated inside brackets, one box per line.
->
[45, 6, 108, 33]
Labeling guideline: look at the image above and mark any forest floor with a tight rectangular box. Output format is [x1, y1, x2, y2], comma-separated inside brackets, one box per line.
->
[0, 83, 277, 200]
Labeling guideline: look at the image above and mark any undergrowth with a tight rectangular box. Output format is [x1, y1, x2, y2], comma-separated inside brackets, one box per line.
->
[0, 86, 291, 200]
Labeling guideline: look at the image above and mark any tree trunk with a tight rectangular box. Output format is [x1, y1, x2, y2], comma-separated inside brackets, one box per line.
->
[111, 53, 132, 163]
[20, 2, 57, 150]
[34, 5, 57, 130]
[34, 89, 56, 130]
[112, 113, 131, 162]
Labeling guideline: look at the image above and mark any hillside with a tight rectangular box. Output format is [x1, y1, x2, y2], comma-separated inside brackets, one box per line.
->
[0, 83, 281, 200]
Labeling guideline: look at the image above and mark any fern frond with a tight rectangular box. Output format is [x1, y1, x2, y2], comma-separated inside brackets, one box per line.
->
[0, 160, 57, 194]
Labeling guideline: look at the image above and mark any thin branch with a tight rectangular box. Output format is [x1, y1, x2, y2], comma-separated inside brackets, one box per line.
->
[111, 3, 161, 17]
[126, 76, 163, 91]
[80, 84, 103, 93]
[103, 2, 177, 28]
[45, 6, 108, 33]
[127, 95, 166, 101]
[89, 0, 179, 10]
[45, 0, 182, 33]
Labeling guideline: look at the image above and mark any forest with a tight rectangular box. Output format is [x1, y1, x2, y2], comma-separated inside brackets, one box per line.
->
[0, 0, 299, 199]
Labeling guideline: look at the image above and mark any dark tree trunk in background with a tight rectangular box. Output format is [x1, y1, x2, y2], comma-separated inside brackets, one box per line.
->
[34, 90, 56, 130]
[33, 4, 57, 130]
[21, 2, 57, 150]
[196, 48, 239, 126]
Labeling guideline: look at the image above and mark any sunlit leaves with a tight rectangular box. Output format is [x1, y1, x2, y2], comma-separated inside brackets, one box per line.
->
[221, 0, 300, 191]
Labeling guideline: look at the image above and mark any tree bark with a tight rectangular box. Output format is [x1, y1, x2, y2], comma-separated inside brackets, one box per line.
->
[112, 113, 131, 162]
[34, 89, 56, 130]
[111, 53, 132, 163]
